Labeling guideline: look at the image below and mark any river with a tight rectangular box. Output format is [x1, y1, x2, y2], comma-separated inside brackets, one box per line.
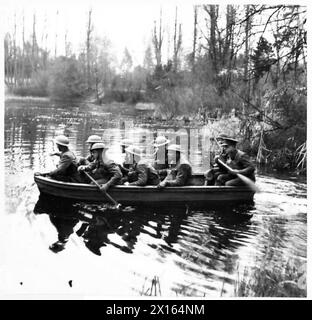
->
[1, 100, 307, 298]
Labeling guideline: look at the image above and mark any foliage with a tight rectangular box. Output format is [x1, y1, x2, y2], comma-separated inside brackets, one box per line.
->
[4, 5, 306, 173]
[250, 37, 276, 83]
[234, 259, 306, 297]
[48, 57, 87, 99]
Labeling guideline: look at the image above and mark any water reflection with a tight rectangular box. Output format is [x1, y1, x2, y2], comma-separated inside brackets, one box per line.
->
[5, 101, 307, 297]
[34, 194, 254, 258]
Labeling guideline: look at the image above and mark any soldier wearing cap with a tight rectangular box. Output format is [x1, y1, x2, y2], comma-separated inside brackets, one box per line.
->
[214, 136, 256, 186]
[78, 142, 122, 191]
[78, 135, 103, 166]
[157, 144, 192, 188]
[35, 135, 80, 182]
[122, 145, 160, 186]
[153, 136, 170, 171]
[204, 135, 228, 185]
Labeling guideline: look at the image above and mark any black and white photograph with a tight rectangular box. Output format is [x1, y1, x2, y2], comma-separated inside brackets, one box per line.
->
[1, 0, 308, 300]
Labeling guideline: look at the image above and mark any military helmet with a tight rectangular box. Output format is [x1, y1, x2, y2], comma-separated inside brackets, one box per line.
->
[153, 136, 170, 147]
[54, 135, 69, 147]
[90, 142, 107, 151]
[86, 135, 102, 143]
[125, 145, 142, 156]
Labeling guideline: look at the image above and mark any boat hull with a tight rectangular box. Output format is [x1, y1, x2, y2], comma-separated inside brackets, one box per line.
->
[34, 175, 255, 206]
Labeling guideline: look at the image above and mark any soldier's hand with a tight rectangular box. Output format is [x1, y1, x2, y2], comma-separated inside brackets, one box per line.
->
[34, 172, 42, 176]
[124, 182, 130, 186]
[157, 181, 167, 189]
[229, 169, 239, 175]
[78, 165, 86, 172]
[100, 184, 109, 192]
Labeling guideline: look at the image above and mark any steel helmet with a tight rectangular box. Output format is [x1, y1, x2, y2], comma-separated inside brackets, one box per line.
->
[86, 135, 102, 143]
[54, 135, 69, 147]
[90, 142, 107, 151]
[153, 136, 170, 147]
[125, 145, 142, 156]
[119, 138, 134, 147]
[167, 144, 182, 152]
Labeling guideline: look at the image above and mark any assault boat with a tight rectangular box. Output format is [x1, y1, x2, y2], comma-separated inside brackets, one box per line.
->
[34, 174, 255, 207]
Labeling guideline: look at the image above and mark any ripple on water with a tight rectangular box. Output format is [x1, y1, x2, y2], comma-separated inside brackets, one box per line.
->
[3, 101, 307, 297]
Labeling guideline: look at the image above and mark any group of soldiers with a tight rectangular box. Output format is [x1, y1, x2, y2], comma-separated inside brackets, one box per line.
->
[34, 133, 256, 190]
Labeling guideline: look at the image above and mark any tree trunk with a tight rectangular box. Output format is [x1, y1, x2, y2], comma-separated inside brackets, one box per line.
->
[173, 7, 182, 73]
[152, 9, 163, 68]
[191, 5, 198, 72]
[86, 9, 93, 91]
[244, 5, 251, 111]
[13, 12, 17, 87]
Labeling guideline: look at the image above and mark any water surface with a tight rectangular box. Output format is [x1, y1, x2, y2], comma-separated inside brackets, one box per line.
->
[2, 100, 307, 297]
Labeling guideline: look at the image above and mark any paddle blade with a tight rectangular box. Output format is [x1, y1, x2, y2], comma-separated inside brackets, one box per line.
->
[237, 173, 260, 193]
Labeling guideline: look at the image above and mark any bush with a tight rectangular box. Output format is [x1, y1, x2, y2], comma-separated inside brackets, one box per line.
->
[12, 70, 49, 97]
[48, 57, 87, 100]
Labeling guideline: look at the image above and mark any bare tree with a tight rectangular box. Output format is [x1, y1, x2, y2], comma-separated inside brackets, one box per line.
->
[172, 6, 182, 72]
[152, 9, 163, 67]
[54, 10, 58, 58]
[191, 5, 198, 71]
[86, 8, 93, 91]
[243, 5, 251, 109]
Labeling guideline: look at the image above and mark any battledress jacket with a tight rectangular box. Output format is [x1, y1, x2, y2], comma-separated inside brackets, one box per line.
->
[84, 159, 122, 187]
[49, 150, 79, 181]
[159, 158, 192, 186]
[127, 160, 160, 186]
[219, 149, 255, 181]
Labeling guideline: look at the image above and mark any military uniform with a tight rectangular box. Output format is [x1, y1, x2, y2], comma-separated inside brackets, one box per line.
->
[216, 149, 255, 186]
[78, 153, 94, 166]
[159, 158, 192, 186]
[84, 159, 122, 187]
[204, 153, 227, 185]
[49, 150, 80, 182]
[127, 160, 160, 186]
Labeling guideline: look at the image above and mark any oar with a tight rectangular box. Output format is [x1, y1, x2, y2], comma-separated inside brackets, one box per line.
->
[84, 171, 121, 209]
[217, 159, 260, 193]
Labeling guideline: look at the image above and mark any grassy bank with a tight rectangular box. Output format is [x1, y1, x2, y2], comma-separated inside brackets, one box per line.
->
[234, 259, 306, 297]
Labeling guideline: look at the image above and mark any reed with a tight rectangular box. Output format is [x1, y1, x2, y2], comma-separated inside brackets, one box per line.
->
[234, 260, 306, 297]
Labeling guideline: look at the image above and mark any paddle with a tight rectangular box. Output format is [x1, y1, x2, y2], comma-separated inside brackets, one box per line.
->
[84, 171, 121, 209]
[217, 159, 260, 192]
[210, 132, 260, 192]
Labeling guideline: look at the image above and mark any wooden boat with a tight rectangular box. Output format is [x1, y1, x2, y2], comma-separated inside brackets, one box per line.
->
[34, 174, 255, 207]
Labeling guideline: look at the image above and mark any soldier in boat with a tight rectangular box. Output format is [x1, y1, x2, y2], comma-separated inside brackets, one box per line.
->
[77, 135, 103, 166]
[204, 135, 228, 185]
[157, 144, 192, 188]
[35, 135, 80, 182]
[122, 145, 160, 186]
[153, 135, 170, 171]
[78, 142, 122, 192]
[118, 138, 134, 179]
[212, 136, 256, 186]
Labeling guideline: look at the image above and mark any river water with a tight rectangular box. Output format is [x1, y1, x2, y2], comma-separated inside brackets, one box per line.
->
[1, 100, 307, 298]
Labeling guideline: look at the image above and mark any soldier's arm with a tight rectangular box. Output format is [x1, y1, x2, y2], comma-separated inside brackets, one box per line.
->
[165, 164, 191, 186]
[237, 154, 255, 175]
[104, 162, 122, 188]
[129, 164, 148, 186]
[49, 154, 73, 176]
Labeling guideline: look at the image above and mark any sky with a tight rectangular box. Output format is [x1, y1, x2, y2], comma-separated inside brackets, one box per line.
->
[2, 0, 199, 66]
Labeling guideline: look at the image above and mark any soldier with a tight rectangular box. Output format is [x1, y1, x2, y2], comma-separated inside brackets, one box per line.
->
[122, 145, 160, 186]
[35, 135, 80, 182]
[153, 135, 170, 170]
[77, 135, 103, 166]
[204, 135, 228, 185]
[78, 142, 122, 192]
[157, 144, 192, 188]
[214, 136, 256, 186]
